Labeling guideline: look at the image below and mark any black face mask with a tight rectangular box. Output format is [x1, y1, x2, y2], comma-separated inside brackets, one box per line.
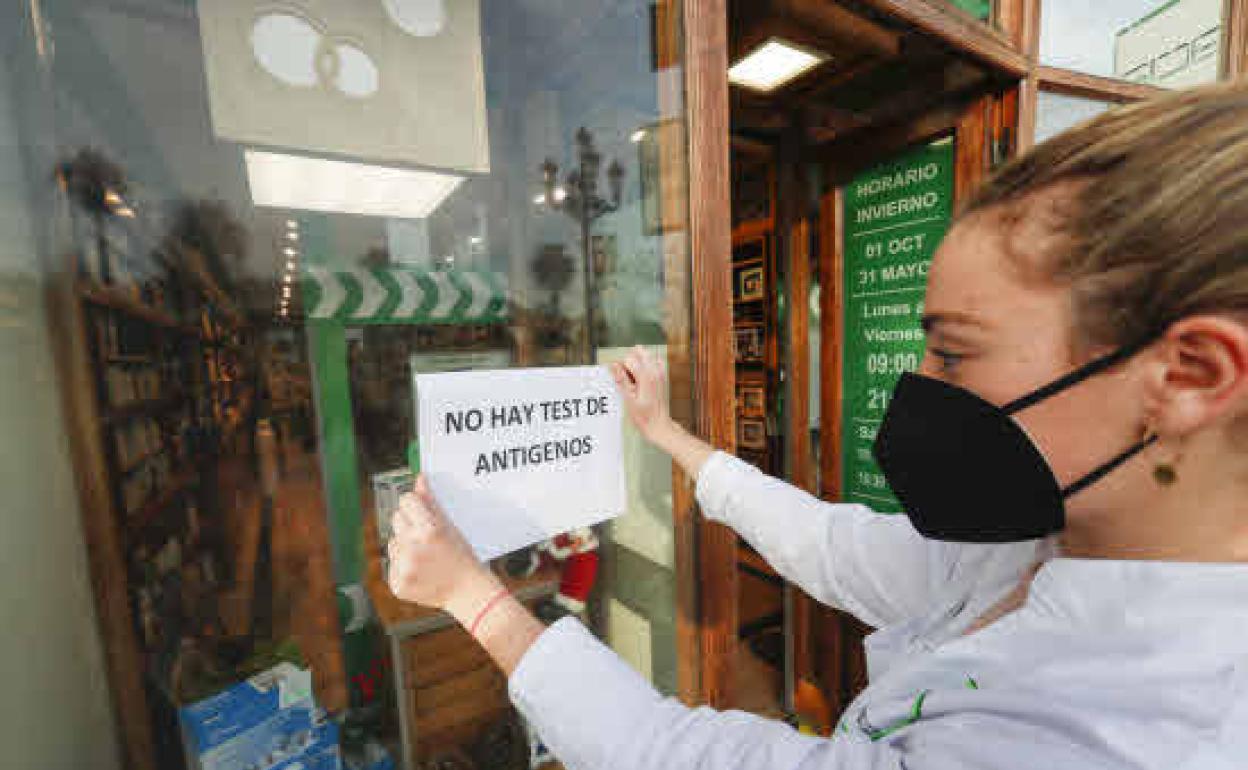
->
[871, 342, 1157, 543]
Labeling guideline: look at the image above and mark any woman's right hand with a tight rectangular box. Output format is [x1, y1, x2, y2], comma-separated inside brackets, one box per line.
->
[610, 346, 673, 442]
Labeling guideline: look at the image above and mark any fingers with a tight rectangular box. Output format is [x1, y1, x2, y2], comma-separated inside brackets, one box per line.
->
[609, 361, 633, 389]
[393, 491, 436, 542]
[385, 537, 408, 588]
[640, 346, 666, 384]
[624, 347, 652, 388]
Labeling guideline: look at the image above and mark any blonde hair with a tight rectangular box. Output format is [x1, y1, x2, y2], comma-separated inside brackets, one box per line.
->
[962, 81, 1248, 352]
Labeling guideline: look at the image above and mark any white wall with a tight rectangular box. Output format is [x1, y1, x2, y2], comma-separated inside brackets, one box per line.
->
[0, 52, 123, 770]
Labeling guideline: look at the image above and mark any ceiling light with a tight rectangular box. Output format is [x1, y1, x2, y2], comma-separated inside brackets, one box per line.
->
[286, 260, 296, 270]
[630, 129, 646, 143]
[286, 219, 298, 229]
[553, 187, 568, 203]
[284, 247, 297, 256]
[283, 273, 293, 283]
[469, 236, 482, 245]
[728, 38, 827, 92]
[246, 149, 465, 219]
[534, 193, 546, 205]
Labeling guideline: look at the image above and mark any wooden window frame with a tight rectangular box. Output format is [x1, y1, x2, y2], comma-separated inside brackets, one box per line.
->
[1019, 0, 1248, 152]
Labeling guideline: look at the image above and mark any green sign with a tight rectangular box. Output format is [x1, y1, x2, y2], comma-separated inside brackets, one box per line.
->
[302, 267, 507, 325]
[947, 0, 991, 21]
[841, 138, 954, 510]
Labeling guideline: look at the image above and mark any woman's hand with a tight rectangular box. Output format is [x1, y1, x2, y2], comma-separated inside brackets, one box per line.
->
[387, 476, 502, 618]
[610, 346, 673, 441]
[609, 346, 715, 479]
[387, 477, 546, 675]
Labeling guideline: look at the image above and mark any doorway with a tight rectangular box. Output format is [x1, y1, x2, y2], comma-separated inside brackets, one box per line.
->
[716, 0, 1020, 731]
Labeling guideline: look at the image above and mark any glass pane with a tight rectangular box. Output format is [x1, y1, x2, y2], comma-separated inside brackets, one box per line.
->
[1035, 91, 1115, 144]
[3, 1, 694, 768]
[1040, 0, 1225, 86]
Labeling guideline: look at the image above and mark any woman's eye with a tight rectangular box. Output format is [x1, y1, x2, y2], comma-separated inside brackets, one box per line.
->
[931, 349, 964, 372]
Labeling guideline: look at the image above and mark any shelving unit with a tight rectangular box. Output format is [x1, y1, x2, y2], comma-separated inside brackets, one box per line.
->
[730, 154, 781, 474]
[60, 179, 259, 769]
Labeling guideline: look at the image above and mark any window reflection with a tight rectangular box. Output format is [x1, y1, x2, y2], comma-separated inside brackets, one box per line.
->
[1040, 0, 1225, 86]
[1035, 91, 1114, 144]
[9, 0, 692, 767]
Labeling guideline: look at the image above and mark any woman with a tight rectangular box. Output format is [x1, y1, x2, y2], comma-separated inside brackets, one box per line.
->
[387, 83, 1248, 769]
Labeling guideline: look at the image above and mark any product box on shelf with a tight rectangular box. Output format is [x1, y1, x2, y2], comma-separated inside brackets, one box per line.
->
[269, 722, 341, 770]
[370, 467, 414, 547]
[178, 662, 341, 770]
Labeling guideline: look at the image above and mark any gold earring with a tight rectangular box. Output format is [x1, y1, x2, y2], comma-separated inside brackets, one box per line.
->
[1146, 424, 1179, 486]
[1153, 460, 1177, 486]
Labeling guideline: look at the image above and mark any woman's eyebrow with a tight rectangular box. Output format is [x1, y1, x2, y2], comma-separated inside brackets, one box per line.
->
[920, 311, 989, 335]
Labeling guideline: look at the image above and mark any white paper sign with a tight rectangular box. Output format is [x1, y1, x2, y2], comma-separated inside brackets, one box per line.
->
[415, 366, 626, 561]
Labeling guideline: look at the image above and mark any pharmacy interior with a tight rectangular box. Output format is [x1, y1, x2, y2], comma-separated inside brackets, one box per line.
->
[2, 1, 1245, 770]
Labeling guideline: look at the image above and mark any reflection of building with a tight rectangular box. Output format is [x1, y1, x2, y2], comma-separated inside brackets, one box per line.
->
[1115, 0, 1223, 87]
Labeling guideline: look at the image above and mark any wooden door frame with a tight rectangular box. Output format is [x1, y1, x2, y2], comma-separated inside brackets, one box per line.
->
[680, 0, 738, 708]
[679, 0, 1029, 710]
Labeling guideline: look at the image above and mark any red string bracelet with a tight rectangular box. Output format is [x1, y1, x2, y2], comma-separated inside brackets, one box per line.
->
[468, 587, 511, 636]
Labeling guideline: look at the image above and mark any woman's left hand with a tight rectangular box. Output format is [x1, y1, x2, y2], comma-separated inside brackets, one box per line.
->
[387, 475, 501, 615]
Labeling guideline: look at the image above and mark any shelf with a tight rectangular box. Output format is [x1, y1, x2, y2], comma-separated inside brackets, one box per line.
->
[120, 446, 164, 476]
[106, 355, 153, 365]
[171, 244, 247, 329]
[106, 397, 182, 424]
[202, 339, 244, 352]
[127, 470, 196, 533]
[79, 284, 184, 331]
[732, 256, 765, 268]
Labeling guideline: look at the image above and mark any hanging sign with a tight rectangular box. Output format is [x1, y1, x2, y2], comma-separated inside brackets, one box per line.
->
[197, 0, 489, 173]
[841, 139, 954, 510]
[414, 366, 626, 561]
[302, 267, 507, 324]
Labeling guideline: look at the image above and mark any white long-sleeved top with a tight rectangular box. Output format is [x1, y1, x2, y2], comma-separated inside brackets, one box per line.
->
[508, 452, 1248, 770]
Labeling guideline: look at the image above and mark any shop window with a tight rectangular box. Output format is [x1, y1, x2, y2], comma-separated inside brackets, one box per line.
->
[1040, 0, 1226, 86]
[4, 1, 696, 768]
[1035, 91, 1115, 144]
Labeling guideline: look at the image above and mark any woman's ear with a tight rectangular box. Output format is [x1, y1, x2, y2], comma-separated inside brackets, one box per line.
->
[1152, 316, 1248, 435]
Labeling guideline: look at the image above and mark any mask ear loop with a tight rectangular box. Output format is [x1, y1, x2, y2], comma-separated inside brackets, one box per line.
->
[998, 332, 1165, 500]
[1060, 433, 1158, 499]
[1002, 338, 1152, 415]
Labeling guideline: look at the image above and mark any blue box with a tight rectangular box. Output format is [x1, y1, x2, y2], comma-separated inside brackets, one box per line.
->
[179, 663, 339, 770]
[271, 723, 341, 770]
